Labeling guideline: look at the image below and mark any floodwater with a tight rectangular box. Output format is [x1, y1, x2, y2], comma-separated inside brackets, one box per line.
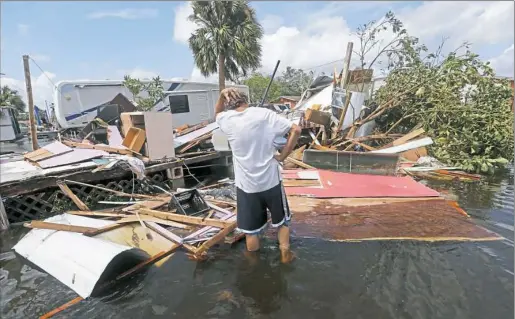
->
[1, 167, 513, 319]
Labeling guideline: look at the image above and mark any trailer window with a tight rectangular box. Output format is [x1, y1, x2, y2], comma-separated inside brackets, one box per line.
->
[169, 95, 190, 114]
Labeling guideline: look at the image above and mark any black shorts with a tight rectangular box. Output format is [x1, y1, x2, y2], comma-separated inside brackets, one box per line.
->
[236, 182, 292, 234]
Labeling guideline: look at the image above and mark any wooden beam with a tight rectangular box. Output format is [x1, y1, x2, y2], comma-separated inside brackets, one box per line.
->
[393, 128, 425, 146]
[285, 157, 315, 169]
[63, 179, 157, 199]
[62, 140, 136, 156]
[83, 223, 126, 237]
[22, 55, 39, 151]
[195, 221, 238, 256]
[24, 221, 97, 233]
[67, 211, 131, 218]
[139, 208, 233, 228]
[117, 215, 190, 229]
[57, 183, 90, 211]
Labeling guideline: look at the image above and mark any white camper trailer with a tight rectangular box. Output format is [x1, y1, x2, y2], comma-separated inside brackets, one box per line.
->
[53, 80, 250, 129]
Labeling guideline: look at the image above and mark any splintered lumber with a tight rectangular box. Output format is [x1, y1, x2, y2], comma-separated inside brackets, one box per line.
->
[62, 179, 158, 200]
[122, 197, 171, 212]
[305, 109, 332, 126]
[195, 221, 238, 256]
[24, 221, 97, 233]
[285, 156, 315, 169]
[83, 223, 126, 237]
[206, 199, 237, 208]
[392, 128, 425, 146]
[139, 208, 233, 228]
[57, 183, 90, 211]
[145, 221, 184, 244]
[291, 145, 307, 161]
[62, 140, 137, 155]
[67, 211, 131, 218]
[117, 215, 190, 229]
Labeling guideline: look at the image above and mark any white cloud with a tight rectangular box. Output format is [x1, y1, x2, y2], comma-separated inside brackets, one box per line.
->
[17, 24, 29, 36]
[117, 68, 159, 79]
[1, 71, 57, 109]
[489, 44, 514, 77]
[261, 15, 284, 34]
[174, 1, 514, 81]
[87, 8, 158, 20]
[173, 2, 198, 43]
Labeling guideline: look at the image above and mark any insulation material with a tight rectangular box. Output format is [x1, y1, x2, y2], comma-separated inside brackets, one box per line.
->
[285, 197, 502, 242]
[283, 169, 441, 198]
[13, 214, 148, 298]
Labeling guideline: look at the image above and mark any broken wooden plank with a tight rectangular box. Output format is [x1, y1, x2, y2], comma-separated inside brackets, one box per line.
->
[393, 128, 426, 146]
[285, 157, 315, 169]
[195, 221, 238, 256]
[145, 221, 184, 244]
[66, 211, 131, 218]
[62, 140, 136, 155]
[139, 208, 233, 228]
[24, 221, 97, 233]
[63, 179, 158, 200]
[283, 179, 321, 187]
[24, 141, 72, 162]
[117, 215, 190, 229]
[57, 182, 90, 211]
[371, 137, 433, 154]
[82, 223, 126, 237]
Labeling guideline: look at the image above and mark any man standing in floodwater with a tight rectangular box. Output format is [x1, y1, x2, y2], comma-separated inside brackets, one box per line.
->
[215, 88, 301, 263]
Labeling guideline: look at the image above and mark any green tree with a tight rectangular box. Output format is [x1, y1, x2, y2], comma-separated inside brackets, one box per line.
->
[277, 67, 314, 96]
[188, 0, 263, 90]
[0, 86, 26, 115]
[243, 73, 283, 103]
[122, 76, 164, 111]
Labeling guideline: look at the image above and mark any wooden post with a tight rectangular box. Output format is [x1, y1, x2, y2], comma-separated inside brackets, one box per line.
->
[23, 55, 39, 151]
[340, 42, 354, 89]
[0, 195, 9, 231]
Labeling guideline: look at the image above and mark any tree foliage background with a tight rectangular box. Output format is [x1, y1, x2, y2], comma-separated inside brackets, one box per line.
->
[351, 12, 514, 173]
[0, 86, 26, 115]
[122, 76, 164, 111]
[188, 0, 263, 91]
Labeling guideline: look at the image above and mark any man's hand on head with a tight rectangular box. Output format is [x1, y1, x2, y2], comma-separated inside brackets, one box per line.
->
[220, 88, 241, 103]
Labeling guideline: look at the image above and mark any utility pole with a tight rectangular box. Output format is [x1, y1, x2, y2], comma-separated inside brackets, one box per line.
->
[23, 55, 39, 150]
[340, 42, 354, 89]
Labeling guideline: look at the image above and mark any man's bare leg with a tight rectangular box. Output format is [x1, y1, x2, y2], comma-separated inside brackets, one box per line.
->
[278, 225, 295, 263]
[246, 234, 260, 252]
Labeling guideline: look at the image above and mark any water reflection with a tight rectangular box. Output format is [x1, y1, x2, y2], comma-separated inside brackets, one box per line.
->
[234, 250, 289, 316]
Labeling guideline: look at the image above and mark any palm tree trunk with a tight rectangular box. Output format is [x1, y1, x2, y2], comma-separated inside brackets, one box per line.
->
[218, 53, 226, 91]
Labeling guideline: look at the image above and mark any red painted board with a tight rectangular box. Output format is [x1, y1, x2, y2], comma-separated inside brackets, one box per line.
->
[284, 169, 440, 198]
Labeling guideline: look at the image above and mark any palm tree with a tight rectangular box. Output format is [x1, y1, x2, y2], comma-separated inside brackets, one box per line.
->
[0, 86, 26, 115]
[188, 1, 263, 90]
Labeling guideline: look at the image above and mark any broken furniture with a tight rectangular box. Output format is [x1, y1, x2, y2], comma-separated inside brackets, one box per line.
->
[120, 112, 175, 160]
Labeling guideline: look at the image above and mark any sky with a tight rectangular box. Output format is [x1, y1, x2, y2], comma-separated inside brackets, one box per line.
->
[1, 1, 514, 108]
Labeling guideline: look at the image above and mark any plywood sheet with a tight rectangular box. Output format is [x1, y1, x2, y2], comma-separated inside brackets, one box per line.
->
[38, 149, 108, 169]
[284, 169, 441, 198]
[24, 141, 72, 162]
[285, 197, 501, 242]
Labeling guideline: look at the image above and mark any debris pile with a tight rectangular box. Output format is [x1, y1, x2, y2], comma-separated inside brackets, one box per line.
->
[279, 76, 482, 182]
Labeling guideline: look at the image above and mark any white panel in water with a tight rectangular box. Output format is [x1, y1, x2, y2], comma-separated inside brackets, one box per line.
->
[13, 214, 146, 298]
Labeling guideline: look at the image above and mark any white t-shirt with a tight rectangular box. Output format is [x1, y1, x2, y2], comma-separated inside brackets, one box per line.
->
[216, 107, 293, 193]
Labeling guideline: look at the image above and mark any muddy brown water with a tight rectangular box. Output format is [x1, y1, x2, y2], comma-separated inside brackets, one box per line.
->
[1, 166, 513, 319]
